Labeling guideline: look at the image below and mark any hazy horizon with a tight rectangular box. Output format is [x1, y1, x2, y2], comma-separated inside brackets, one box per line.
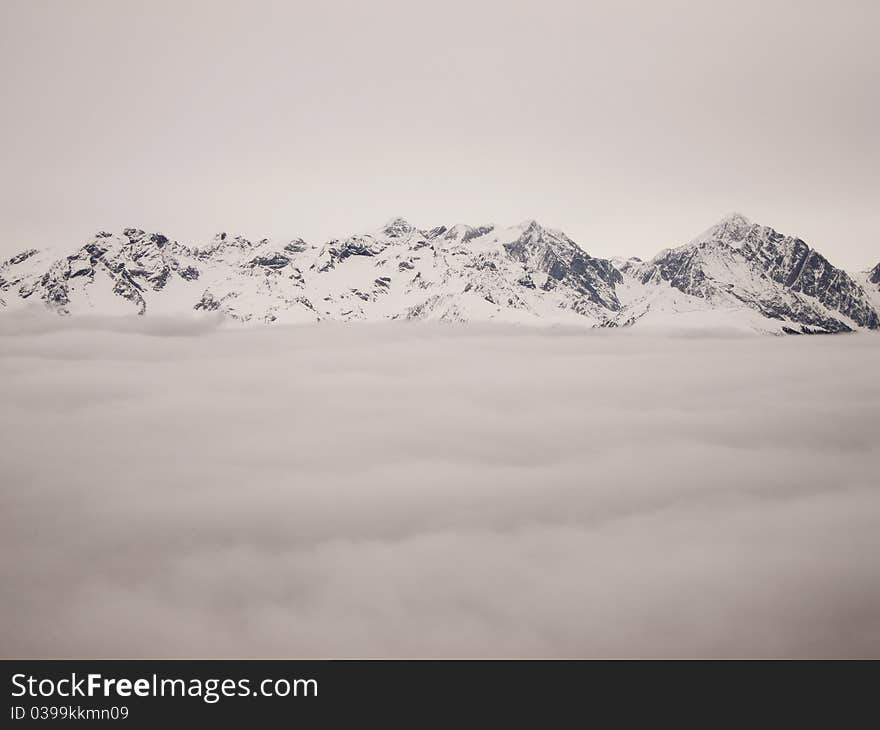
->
[1, 0, 878, 270]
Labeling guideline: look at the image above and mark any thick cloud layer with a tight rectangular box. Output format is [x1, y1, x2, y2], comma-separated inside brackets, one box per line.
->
[1, 316, 878, 657]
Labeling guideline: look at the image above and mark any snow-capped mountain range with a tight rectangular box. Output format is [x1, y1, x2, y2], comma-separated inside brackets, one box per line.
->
[1, 214, 878, 334]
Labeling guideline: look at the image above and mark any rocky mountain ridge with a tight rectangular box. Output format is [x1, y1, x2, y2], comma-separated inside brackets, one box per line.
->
[1, 215, 877, 334]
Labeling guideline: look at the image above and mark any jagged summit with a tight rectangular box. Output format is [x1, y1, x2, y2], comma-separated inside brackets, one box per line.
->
[513, 219, 562, 240]
[719, 211, 750, 226]
[630, 214, 878, 332]
[380, 217, 415, 238]
[690, 212, 753, 247]
[715, 211, 751, 229]
[0, 215, 877, 334]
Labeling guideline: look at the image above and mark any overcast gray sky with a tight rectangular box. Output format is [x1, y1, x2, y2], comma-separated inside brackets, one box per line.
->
[1, 0, 877, 269]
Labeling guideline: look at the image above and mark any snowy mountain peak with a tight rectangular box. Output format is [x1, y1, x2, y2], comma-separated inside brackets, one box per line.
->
[717, 211, 751, 229]
[380, 217, 415, 238]
[512, 219, 570, 243]
[629, 215, 879, 333]
[193, 233, 265, 261]
[119, 228, 171, 247]
[692, 212, 753, 247]
[441, 224, 495, 243]
[1, 215, 877, 334]
[508, 219, 565, 246]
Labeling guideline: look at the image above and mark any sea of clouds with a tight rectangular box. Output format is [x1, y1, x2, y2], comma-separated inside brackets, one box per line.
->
[1, 313, 878, 657]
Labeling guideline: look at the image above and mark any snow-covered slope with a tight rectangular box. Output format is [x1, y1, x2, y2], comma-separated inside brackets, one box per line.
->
[1, 214, 877, 334]
[0, 219, 623, 327]
[625, 214, 879, 334]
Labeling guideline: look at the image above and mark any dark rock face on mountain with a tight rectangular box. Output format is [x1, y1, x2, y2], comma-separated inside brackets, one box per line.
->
[315, 237, 384, 272]
[2, 229, 201, 315]
[633, 214, 879, 333]
[740, 226, 877, 329]
[502, 221, 622, 311]
[0, 218, 631, 325]
[0, 214, 877, 334]
[248, 253, 292, 270]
